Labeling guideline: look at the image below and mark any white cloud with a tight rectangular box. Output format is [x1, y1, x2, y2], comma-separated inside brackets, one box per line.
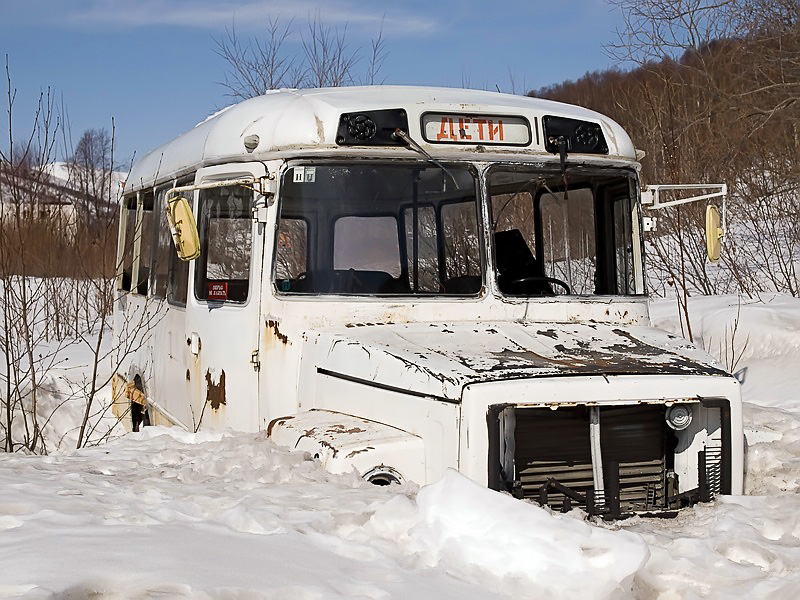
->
[59, 0, 438, 36]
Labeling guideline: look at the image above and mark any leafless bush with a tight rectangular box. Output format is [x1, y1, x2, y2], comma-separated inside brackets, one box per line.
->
[0, 57, 162, 453]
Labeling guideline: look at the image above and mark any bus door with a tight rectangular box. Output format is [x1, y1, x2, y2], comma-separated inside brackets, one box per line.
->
[185, 164, 266, 432]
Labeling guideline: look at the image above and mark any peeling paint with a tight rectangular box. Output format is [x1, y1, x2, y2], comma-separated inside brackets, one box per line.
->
[267, 415, 293, 436]
[267, 320, 289, 345]
[313, 321, 729, 401]
[346, 446, 375, 459]
[313, 438, 339, 458]
[314, 115, 325, 143]
[205, 369, 227, 410]
[326, 424, 367, 434]
[268, 409, 424, 479]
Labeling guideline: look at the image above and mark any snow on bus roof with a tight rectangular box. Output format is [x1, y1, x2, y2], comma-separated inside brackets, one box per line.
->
[126, 86, 636, 193]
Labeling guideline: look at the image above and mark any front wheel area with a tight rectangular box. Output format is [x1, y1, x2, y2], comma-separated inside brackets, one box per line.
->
[268, 410, 426, 486]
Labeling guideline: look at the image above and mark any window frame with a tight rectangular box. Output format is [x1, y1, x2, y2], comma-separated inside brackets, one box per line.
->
[192, 181, 255, 306]
[486, 163, 641, 298]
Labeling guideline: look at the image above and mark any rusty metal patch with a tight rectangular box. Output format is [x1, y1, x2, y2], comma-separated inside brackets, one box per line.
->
[267, 319, 289, 345]
[205, 369, 227, 410]
[346, 446, 375, 458]
[267, 415, 294, 436]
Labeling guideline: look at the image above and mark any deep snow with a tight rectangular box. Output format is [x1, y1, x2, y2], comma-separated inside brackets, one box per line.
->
[1, 293, 799, 599]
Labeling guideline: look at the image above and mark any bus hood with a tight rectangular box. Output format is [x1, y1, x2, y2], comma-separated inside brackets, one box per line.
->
[307, 321, 729, 402]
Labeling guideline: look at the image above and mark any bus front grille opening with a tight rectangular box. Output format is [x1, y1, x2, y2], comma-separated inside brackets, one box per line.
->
[488, 403, 728, 519]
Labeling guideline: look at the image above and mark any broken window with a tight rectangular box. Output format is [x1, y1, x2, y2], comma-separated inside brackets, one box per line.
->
[403, 205, 439, 292]
[613, 194, 634, 295]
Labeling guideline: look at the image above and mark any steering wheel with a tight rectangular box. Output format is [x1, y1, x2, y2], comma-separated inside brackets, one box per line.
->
[507, 275, 571, 295]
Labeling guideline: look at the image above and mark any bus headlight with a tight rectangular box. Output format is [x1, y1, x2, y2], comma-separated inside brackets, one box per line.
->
[666, 405, 693, 430]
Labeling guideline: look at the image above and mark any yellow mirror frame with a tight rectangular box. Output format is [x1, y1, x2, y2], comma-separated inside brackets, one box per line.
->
[166, 196, 201, 261]
[705, 205, 722, 263]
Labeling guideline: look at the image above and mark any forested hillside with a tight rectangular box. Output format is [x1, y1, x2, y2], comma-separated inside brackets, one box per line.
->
[533, 0, 799, 300]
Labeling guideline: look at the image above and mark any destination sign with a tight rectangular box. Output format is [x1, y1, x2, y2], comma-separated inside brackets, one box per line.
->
[421, 113, 531, 146]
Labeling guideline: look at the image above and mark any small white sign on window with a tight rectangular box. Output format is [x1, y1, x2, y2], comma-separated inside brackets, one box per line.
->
[293, 166, 316, 183]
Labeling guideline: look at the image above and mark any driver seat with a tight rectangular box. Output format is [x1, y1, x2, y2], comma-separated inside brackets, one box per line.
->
[494, 229, 553, 296]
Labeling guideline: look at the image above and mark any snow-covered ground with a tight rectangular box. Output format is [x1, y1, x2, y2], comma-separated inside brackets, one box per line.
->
[1, 294, 799, 598]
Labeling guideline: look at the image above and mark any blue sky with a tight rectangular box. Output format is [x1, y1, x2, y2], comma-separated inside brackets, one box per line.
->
[0, 0, 628, 166]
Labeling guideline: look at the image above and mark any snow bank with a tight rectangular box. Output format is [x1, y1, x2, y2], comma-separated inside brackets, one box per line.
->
[650, 293, 800, 408]
[0, 429, 648, 599]
[2, 292, 800, 598]
[628, 293, 800, 597]
[366, 469, 649, 599]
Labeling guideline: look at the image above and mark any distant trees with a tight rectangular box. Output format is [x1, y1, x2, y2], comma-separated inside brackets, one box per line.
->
[216, 13, 387, 99]
[533, 0, 800, 301]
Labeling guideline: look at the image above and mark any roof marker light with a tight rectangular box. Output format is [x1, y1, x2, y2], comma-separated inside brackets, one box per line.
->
[336, 109, 408, 146]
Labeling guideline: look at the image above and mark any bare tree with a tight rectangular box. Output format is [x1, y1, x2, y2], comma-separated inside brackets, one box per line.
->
[216, 18, 302, 100]
[215, 13, 388, 98]
[365, 19, 388, 86]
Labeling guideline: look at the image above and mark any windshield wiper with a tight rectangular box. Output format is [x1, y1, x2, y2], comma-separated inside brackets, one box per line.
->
[393, 128, 460, 190]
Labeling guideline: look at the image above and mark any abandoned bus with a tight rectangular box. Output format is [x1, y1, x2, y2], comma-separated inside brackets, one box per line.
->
[113, 86, 743, 518]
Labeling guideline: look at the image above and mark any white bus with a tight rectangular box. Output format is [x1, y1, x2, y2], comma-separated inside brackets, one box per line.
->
[113, 86, 742, 518]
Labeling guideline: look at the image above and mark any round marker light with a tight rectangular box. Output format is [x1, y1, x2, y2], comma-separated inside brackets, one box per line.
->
[243, 134, 260, 152]
[666, 405, 693, 430]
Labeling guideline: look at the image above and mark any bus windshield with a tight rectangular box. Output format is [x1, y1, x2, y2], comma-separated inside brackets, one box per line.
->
[488, 167, 638, 296]
[275, 163, 482, 295]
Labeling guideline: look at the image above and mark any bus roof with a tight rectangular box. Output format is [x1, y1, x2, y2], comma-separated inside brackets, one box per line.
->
[125, 86, 636, 193]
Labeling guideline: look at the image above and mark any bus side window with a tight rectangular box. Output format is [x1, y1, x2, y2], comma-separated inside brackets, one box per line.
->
[136, 191, 155, 296]
[194, 184, 253, 303]
[151, 187, 171, 299]
[119, 194, 137, 292]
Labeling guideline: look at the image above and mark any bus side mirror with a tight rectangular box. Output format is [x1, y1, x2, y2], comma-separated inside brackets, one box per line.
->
[166, 196, 200, 261]
[705, 205, 722, 263]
